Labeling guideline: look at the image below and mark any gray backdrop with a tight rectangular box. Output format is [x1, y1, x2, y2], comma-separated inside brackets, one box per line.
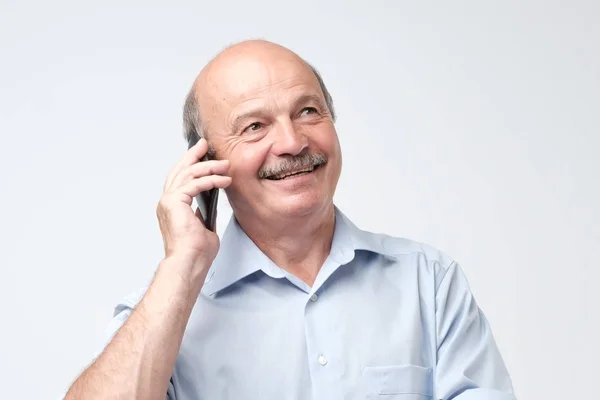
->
[1, 1, 598, 399]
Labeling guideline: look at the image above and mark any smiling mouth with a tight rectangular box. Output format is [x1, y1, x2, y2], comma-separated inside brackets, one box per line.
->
[265, 165, 321, 180]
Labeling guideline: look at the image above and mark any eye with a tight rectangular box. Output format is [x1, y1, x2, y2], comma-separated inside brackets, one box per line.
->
[300, 107, 318, 116]
[243, 122, 263, 133]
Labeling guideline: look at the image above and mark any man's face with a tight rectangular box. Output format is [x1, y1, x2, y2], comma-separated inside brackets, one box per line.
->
[198, 47, 342, 221]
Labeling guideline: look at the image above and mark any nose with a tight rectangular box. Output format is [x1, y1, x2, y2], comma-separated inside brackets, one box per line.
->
[270, 118, 308, 156]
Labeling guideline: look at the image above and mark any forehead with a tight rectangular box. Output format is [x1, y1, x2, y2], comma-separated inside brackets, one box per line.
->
[199, 53, 322, 116]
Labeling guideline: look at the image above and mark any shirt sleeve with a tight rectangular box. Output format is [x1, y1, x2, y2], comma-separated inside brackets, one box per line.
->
[434, 261, 516, 400]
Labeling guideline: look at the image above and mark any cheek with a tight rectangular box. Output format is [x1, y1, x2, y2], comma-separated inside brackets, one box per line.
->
[311, 126, 340, 156]
[229, 143, 271, 181]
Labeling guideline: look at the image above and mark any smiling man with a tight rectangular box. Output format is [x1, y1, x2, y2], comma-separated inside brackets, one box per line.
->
[64, 40, 516, 400]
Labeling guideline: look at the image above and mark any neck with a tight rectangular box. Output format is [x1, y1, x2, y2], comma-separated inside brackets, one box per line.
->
[234, 203, 336, 286]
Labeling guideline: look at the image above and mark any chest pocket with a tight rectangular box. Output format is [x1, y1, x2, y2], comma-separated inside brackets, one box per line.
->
[363, 364, 433, 399]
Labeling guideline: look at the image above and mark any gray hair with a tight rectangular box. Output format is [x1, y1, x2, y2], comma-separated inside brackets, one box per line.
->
[182, 62, 336, 143]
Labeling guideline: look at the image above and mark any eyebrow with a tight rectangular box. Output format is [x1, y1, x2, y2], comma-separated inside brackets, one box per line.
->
[229, 93, 327, 133]
[294, 93, 327, 110]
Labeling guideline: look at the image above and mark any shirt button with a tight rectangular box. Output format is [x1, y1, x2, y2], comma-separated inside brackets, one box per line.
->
[318, 355, 328, 365]
[310, 293, 318, 302]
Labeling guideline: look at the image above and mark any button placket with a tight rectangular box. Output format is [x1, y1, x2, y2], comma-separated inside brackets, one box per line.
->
[304, 285, 337, 398]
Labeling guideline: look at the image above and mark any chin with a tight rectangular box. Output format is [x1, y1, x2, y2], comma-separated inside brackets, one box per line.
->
[268, 193, 327, 219]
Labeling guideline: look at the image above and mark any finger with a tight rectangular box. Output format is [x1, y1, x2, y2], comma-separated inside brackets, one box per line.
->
[174, 175, 232, 199]
[167, 159, 230, 192]
[165, 137, 208, 189]
[164, 137, 210, 190]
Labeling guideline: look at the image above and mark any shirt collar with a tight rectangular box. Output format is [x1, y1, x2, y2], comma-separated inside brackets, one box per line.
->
[202, 206, 396, 296]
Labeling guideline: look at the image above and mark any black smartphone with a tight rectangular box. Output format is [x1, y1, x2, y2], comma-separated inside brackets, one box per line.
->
[187, 133, 219, 232]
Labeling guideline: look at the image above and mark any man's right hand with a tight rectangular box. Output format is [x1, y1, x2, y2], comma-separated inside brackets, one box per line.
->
[64, 138, 230, 400]
[156, 137, 231, 281]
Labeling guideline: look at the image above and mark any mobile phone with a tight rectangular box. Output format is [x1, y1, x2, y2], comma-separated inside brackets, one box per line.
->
[187, 133, 219, 232]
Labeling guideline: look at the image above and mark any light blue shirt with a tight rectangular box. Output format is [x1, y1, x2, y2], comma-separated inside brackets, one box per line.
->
[106, 207, 515, 399]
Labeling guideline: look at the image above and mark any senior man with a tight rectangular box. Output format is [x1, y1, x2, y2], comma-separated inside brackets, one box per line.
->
[64, 40, 516, 400]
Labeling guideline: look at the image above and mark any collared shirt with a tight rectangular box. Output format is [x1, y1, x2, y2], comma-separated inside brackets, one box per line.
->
[105, 207, 516, 400]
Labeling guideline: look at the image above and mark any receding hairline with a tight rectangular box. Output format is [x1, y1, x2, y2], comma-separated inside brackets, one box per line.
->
[182, 51, 335, 144]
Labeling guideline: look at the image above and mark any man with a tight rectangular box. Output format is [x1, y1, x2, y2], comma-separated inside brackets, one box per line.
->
[64, 40, 516, 399]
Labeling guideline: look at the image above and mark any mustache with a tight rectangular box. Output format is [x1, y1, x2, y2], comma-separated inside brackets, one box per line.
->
[258, 152, 328, 179]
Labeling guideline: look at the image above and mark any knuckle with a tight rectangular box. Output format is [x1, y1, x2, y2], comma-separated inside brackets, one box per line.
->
[182, 170, 195, 184]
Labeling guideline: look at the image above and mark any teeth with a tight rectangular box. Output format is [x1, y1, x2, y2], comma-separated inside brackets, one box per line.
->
[271, 166, 315, 180]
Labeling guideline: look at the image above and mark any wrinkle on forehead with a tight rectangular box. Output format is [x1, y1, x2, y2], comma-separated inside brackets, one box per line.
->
[192, 40, 320, 133]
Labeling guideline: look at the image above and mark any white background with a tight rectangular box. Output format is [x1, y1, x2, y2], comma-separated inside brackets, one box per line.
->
[1, 1, 598, 399]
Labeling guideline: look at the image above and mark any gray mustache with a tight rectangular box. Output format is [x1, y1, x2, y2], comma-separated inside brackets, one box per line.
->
[258, 153, 328, 179]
